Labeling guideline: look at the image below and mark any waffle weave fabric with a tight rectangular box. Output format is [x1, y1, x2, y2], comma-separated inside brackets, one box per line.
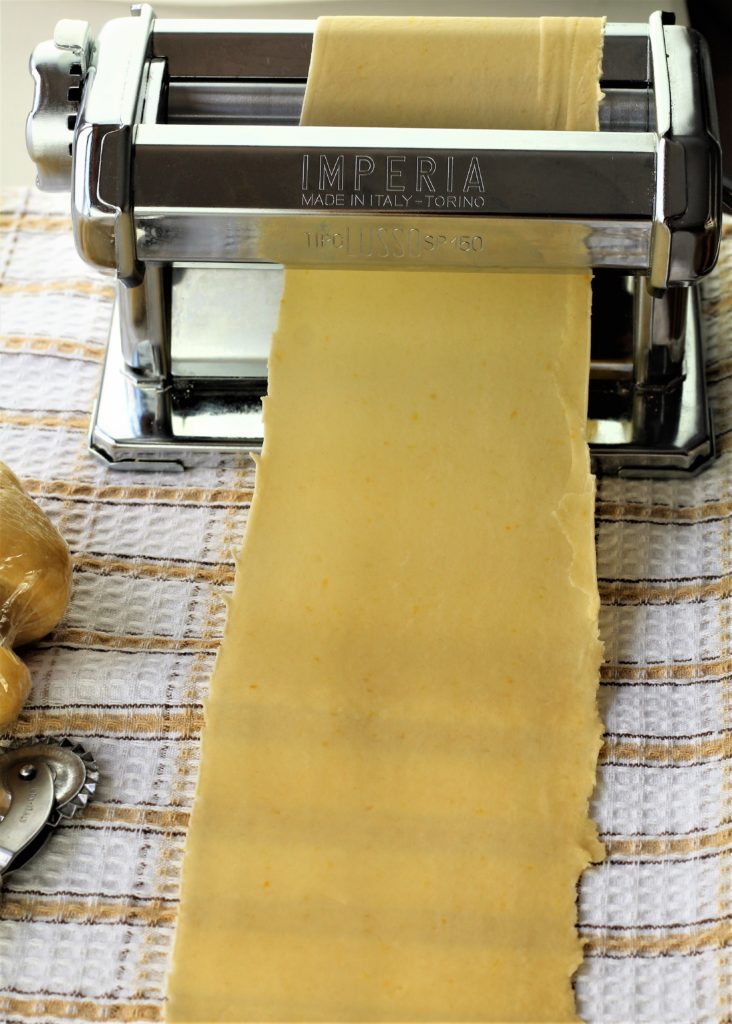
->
[0, 187, 730, 1024]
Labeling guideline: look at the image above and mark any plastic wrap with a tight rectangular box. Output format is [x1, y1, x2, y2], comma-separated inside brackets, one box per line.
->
[0, 647, 31, 729]
[0, 462, 71, 727]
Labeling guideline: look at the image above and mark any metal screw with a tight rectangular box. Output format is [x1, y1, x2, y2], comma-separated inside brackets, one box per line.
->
[18, 764, 36, 780]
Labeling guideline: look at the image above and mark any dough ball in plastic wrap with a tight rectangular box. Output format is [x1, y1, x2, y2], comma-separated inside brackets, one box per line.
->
[0, 646, 31, 729]
[0, 462, 72, 647]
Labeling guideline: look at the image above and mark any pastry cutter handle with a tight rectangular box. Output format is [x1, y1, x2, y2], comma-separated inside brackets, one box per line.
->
[0, 761, 55, 880]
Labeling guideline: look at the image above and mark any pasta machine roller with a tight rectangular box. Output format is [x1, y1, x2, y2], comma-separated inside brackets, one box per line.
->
[27, 6, 725, 475]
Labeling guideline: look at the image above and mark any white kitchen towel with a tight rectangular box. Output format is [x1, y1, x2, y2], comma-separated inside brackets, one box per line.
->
[0, 187, 730, 1023]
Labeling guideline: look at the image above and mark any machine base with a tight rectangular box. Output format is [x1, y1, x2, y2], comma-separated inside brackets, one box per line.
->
[90, 288, 715, 477]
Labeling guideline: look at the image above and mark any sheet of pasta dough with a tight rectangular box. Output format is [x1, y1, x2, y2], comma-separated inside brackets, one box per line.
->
[167, 16, 604, 1023]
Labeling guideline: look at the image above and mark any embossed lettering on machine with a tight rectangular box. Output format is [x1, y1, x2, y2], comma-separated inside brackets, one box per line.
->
[301, 153, 487, 208]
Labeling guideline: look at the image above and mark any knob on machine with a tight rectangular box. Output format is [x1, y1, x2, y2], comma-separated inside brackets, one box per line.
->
[27, 19, 92, 191]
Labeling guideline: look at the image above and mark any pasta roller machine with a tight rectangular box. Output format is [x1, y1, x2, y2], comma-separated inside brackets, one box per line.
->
[26, 6, 726, 475]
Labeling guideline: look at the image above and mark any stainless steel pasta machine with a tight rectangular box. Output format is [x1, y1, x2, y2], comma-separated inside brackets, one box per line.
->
[26, 6, 726, 475]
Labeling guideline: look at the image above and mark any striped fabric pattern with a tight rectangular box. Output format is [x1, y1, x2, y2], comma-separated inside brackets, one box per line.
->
[0, 186, 730, 1023]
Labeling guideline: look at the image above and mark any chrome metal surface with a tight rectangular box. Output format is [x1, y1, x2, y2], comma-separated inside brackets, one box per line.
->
[589, 287, 714, 476]
[136, 210, 653, 270]
[663, 23, 722, 283]
[633, 282, 687, 389]
[647, 13, 721, 291]
[51, 740, 99, 821]
[152, 18, 314, 79]
[69, 3, 155, 282]
[167, 81, 653, 132]
[91, 278, 714, 477]
[118, 265, 168, 380]
[0, 740, 99, 879]
[150, 19, 649, 82]
[168, 81, 303, 126]
[0, 741, 99, 824]
[0, 763, 55, 875]
[647, 11, 673, 292]
[171, 265, 282, 378]
[132, 124, 657, 218]
[26, 19, 92, 191]
[90, 303, 265, 469]
[82, 4, 155, 126]
[139, 59, 167, 127]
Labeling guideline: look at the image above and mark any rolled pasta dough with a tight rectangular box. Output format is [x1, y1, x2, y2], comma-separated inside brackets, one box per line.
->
[167, 15, 604, 1023]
